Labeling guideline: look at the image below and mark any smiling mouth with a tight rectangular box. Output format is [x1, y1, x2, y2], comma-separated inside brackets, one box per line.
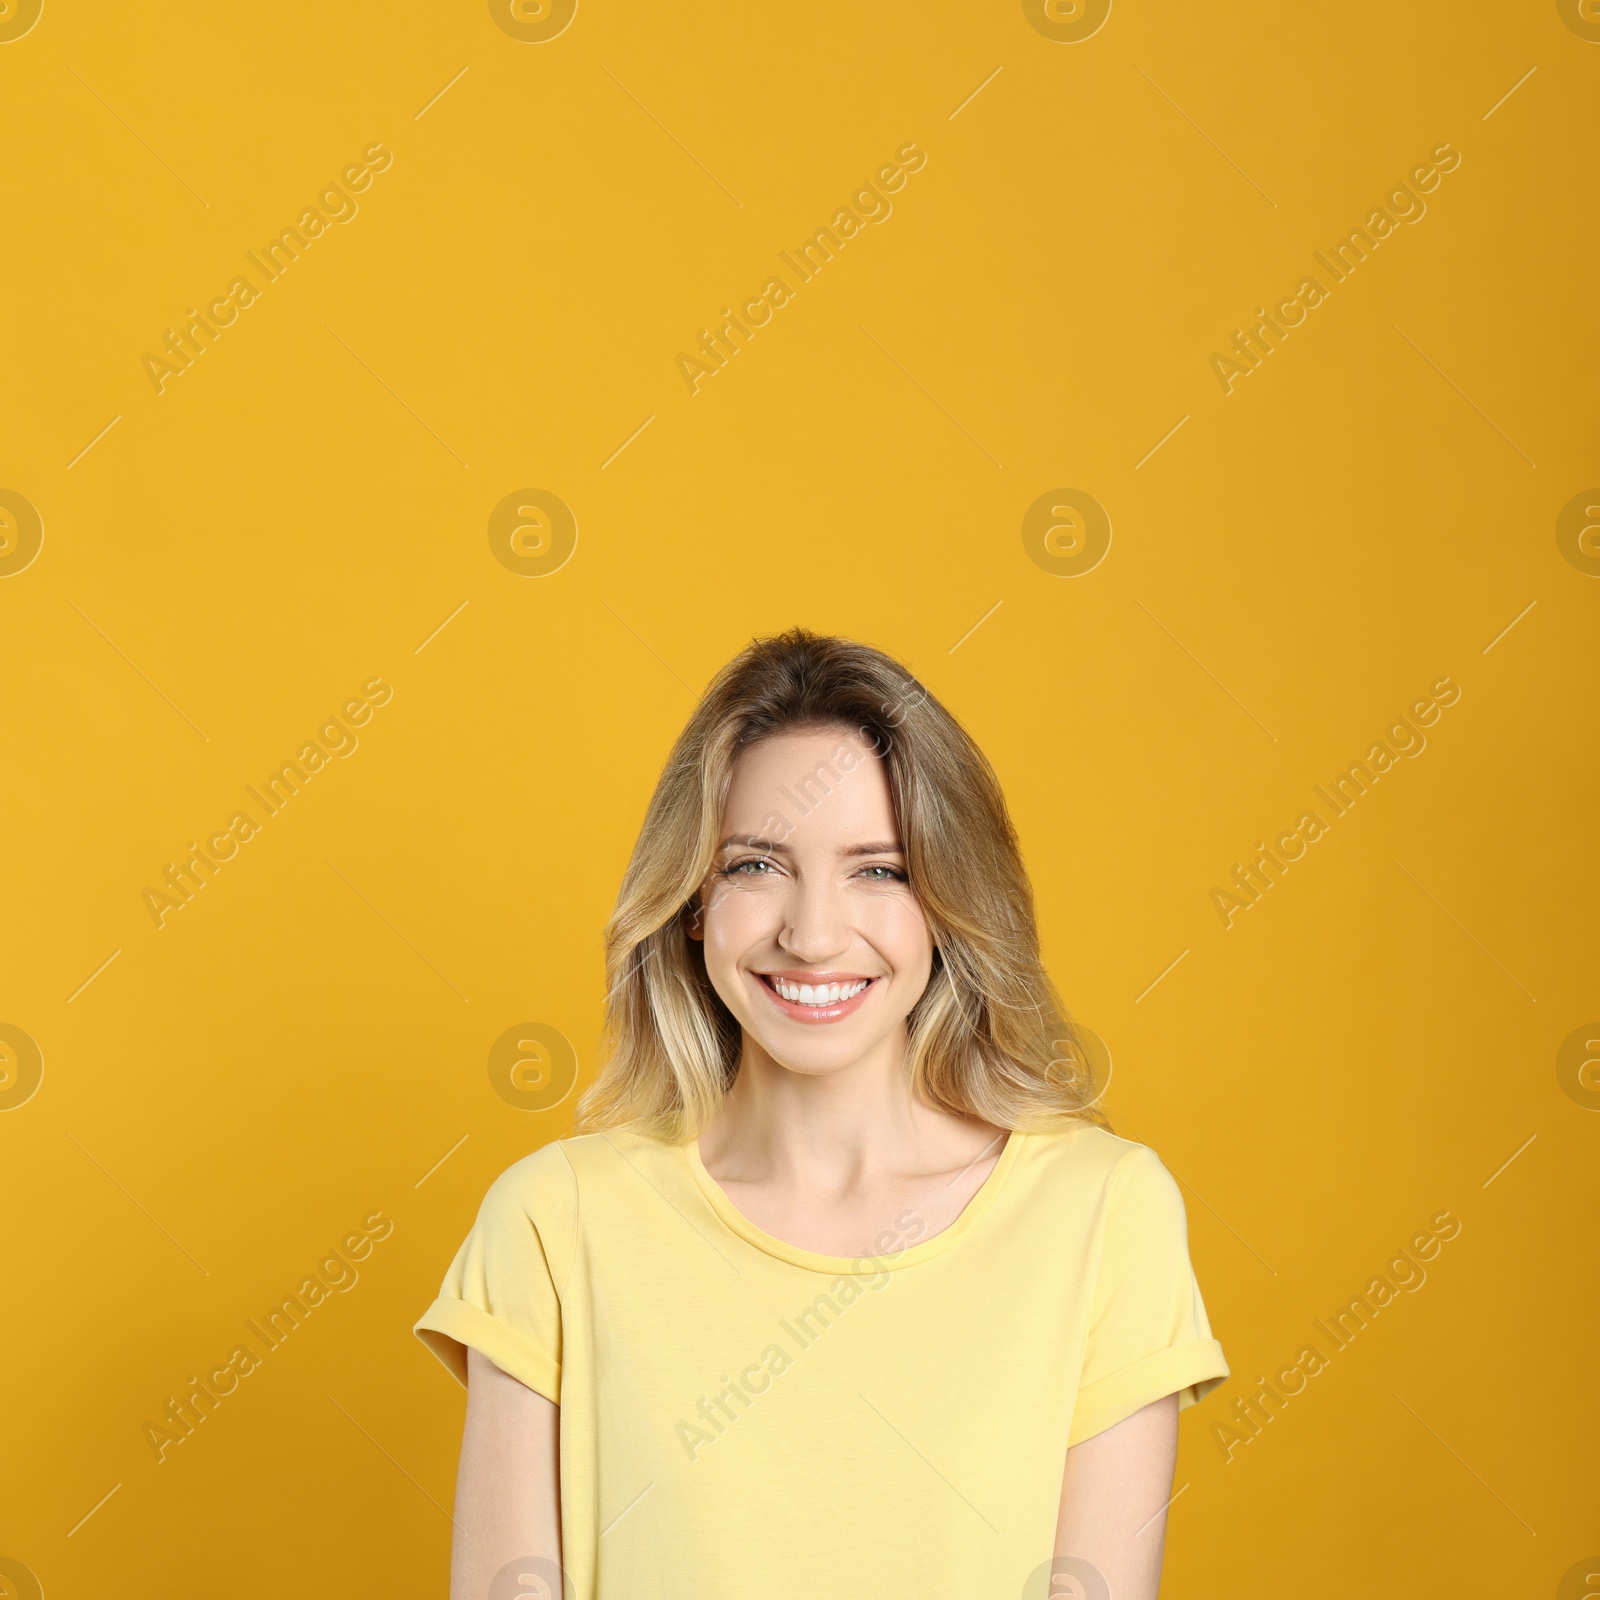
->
[754, 973, 878, 1022]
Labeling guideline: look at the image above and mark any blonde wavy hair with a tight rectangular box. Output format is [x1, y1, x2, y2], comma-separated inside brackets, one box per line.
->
[575, 629, 1105, 1141]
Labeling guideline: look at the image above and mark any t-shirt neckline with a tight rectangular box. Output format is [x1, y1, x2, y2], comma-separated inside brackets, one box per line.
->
[681, 1127, 1027, 1274]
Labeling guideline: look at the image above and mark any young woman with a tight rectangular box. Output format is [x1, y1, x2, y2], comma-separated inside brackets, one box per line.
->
[416, 630, 1227, 1599]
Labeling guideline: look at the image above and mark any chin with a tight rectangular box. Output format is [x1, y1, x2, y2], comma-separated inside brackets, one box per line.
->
[770, 1052, 866, 1081]
[751, 1027, 886, 1078]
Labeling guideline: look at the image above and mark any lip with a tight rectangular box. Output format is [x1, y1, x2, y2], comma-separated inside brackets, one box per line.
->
[751, 971, 879, 1025]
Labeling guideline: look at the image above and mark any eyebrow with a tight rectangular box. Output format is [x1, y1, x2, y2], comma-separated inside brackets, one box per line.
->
[718, 834, 904, 857]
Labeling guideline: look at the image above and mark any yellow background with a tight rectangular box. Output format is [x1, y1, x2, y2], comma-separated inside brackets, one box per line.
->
[2, 0, 1596, 1593]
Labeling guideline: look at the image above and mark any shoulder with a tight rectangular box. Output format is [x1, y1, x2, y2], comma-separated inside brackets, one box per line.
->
[480, 1127, 678, 1214]
[1015, 1124, 1196, 1284]
[1016, 1121, 1184, 1212]
[476, 1137, 579, 1225]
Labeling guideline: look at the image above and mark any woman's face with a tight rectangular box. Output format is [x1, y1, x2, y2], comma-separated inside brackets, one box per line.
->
[691, 726, 935, 1079]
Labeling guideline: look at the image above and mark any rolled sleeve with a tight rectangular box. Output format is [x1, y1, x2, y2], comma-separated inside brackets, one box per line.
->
[1069, 1145, 1228, 1446]
[413, 1143, 577, 1405]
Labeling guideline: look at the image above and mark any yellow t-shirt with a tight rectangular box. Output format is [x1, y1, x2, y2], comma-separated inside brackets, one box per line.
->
[414, 1121, 1227, 1598]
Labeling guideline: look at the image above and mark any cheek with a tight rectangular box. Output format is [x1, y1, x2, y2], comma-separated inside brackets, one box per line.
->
[702, 883, 778, 960]
[855, 893, 934, 973]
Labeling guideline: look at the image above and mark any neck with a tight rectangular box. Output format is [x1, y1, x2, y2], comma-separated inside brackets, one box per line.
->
[699, 1028, 999, 1191]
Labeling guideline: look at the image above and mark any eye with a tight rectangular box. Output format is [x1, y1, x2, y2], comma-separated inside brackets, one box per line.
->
[856, 863, 908, 883]
[721, 856, 776, 877]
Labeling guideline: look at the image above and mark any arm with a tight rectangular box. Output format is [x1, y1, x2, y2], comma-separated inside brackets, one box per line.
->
[1053, 1394, 1179, 1598]
[450, 1346, 563, 1599]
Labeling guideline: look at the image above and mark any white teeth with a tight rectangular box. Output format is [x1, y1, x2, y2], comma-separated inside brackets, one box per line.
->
[770, 978, 869, 1006]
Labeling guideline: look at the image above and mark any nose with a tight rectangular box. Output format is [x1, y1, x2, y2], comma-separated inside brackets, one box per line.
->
[777, 871, 851, 965]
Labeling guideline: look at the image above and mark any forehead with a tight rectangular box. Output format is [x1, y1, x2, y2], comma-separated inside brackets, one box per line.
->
[721, 728, 897, 842]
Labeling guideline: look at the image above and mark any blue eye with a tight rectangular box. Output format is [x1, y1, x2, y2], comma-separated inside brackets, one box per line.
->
[723, 857, 775, 876]
[858, 864, 907, 882]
